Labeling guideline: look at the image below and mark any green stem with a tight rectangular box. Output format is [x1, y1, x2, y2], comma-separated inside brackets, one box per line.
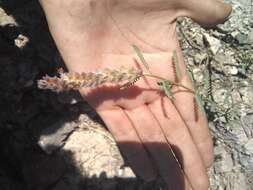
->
[142, 73, 195, 93]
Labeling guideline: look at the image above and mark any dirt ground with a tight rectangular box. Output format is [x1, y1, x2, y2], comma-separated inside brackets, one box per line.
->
[0, 0, 252, 190]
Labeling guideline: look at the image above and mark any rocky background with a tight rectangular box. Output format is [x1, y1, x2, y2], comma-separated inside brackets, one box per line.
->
[0, 0, 252, 190]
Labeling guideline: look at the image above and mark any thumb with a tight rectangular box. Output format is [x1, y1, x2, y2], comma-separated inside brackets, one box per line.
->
[179, 0, 232, 27]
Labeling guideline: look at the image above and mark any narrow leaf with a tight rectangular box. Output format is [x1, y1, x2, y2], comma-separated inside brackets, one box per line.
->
[195, 91, 205, 113]
[187, 69, 194, 83]
[132, 45, 150, 71]
[161, 80, 174, 99]
[186, 66, 198, 93]
[173, 50, 182, 81]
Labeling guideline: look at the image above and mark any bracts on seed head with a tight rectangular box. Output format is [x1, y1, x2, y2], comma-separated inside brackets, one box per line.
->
[37, 67, 143, 93]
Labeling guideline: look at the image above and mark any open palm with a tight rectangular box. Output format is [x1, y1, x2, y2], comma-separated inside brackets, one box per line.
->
[40, 0, 231, 189]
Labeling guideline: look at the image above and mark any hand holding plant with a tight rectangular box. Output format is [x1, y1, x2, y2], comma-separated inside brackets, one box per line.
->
[38, 0, 232, 189]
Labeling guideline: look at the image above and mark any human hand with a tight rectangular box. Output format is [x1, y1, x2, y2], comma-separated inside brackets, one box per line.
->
[39, 0, 232, 189]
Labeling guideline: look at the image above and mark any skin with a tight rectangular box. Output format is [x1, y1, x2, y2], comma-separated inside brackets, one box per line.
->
[39, 0, 232, 189]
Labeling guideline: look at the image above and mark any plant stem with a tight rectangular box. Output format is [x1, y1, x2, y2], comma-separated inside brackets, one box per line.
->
[142, 73, 195, 93]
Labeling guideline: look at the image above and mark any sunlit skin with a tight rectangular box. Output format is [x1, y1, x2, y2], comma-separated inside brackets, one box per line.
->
[39, 0, 231, 189]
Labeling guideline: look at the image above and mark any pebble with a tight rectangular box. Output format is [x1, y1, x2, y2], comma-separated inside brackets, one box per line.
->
[235, 33, 249, 45]
[230, 66, 239, 75]
[15, 34, 29, 48]
[203, 33, 222, 54]
[244, 139, 253, 154]
[214, 146, 234, 173]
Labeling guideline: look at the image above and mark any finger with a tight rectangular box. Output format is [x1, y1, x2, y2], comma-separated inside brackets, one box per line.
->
[179, 0, 232, 27]
[97, 107, 157, 181]
[124, 105, 189, 190]
[148, 97, 209, 190]
[172, 47, 214, 168]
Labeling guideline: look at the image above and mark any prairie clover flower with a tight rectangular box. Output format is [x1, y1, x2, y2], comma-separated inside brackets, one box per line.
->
[37, 67, 143, 93]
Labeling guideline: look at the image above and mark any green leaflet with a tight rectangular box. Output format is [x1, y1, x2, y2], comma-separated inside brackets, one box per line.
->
[187, 68, 195, 84]
[173, 50, 182, 81]
[186, 66, 198, 93]
[159, 80, 174, 99]
[183, 64, 206, 113]
[195, 90, 206, 114]
[132, 45, 150, 72]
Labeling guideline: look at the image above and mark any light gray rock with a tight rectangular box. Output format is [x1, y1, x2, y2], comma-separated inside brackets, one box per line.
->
[61, 125, 124, 179]
[38, 120, 79, 154]
[239, 153, 253, 171]
[229, 66, 239, 75]
[241, 114, 253, 138]
[227, 121, 249, 144]
[203, 33, 222, 54]
[244, 139, 253, 155]
[0, 8, 17, 26]
[214, 146, 234, 173]
[235, 33, 250, 45]
[15, 34, 29, 49]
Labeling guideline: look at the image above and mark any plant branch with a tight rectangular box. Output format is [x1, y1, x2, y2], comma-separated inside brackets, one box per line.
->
[142, 73, 195, 93]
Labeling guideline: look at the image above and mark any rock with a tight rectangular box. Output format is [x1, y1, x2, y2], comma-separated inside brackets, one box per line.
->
[231, 31, 240, 38]
[38, 119, 79, 154]
[239, 153, 253, 171]
[61, 127, 124, 179]
[240, 87, 253, 106]
[214, 53, 227, 64]
[213, 88, 230, 106]
[215, 51, 237, 65]
[15, 34, 29, 48]
[117, 167, 136, 178]
[248, 31, 253, 45]
[231, 172, 251, 190]
[244, 139, 253, 155]
[192, 67, 204, 82]
[0, 8, 17, 26]
[227, 121, 249, 144]
[241, 114, 253, 138]
[229, 66, 239, 75]
[235, 33, 249, 45]
[203, 33, 222, 54]
[193, 53, 206, 65]
[213, 146, 234, 173]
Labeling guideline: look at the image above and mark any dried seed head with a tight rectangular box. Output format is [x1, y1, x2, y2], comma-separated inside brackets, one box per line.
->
[37, 75, 66, 93]
[37, 67, 143, 93]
